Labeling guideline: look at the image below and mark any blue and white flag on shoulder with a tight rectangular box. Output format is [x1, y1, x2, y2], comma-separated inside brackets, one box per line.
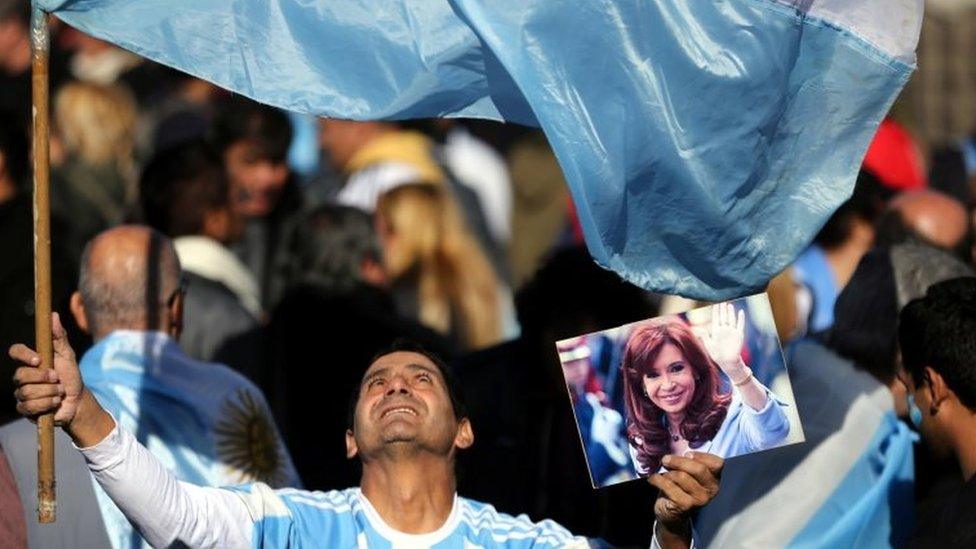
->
[694, 340, 917, 548]
[37, 0, 923, 299]
[80, 331, 299, 548]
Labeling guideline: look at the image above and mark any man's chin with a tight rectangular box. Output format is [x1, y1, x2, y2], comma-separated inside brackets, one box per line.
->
[380, 425, 420, 444]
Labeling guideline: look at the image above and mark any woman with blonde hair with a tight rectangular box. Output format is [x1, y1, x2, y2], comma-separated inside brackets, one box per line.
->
[375, 183, 502, 350]
[51, 81, 137, 262]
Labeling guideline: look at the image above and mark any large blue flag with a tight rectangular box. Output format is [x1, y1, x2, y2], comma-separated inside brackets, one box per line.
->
[38, 0, 922, 299]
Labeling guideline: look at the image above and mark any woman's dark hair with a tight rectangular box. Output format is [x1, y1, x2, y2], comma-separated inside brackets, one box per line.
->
[621, 318, 730, 473]
[210, 95, 292, 163]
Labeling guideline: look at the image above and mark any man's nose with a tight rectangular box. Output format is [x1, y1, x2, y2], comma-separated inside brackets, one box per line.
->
[385, 375, 410, 395]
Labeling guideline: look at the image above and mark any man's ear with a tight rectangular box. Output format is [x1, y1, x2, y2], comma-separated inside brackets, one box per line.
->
[345, 429, 359, 459]
[454, 418, 474, 450]
[70, 291, 90, 334]
[925, 366, 952, 414]
[168, 291, 185, 340]
[201, 208, 228, 242]
[850, 217, 876, 249]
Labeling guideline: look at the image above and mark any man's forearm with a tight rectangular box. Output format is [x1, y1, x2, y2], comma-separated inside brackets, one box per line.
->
[65, 389, 116, 448]
[79, 421, 253, 548]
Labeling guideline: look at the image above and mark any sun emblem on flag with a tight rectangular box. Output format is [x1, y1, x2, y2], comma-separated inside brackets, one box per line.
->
[214, 388, 287, 485]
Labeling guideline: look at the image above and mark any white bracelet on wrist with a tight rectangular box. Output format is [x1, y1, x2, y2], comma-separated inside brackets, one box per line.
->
[730, 365, 753, 387]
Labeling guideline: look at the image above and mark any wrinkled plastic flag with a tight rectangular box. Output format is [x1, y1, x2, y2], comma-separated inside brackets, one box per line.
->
[38, 0, 922, 300]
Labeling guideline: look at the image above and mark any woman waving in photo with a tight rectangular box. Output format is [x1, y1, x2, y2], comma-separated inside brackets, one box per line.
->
[622, 303, 791, 474]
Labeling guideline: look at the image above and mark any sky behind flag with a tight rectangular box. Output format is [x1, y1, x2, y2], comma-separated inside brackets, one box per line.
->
[37, 0, 923, 300]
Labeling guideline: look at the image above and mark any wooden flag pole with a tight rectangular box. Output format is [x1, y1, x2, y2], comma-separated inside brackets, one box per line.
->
[31, 6, 56, 524]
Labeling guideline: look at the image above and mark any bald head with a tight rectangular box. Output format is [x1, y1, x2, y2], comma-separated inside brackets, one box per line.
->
[78, 225, 182, 339]
[890, 190, 969, 251]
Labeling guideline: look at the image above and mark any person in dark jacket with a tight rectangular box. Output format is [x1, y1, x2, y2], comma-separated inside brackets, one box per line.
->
[139, 140, 260, 377]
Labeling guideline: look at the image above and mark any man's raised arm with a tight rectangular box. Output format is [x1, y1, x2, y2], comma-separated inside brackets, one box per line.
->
[10, 314, 254, 548]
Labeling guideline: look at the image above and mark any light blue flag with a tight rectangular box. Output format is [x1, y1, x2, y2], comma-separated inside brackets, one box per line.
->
[694, 339, 917, 548]
[80, 331, 300, 548]
[37, 0, 922, 299]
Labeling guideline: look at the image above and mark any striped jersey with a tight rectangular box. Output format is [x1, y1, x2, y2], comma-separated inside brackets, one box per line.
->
[231, 484, 591, 548]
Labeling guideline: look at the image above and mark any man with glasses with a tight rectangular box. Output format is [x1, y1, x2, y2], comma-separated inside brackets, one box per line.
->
[0, 225, 298, 548]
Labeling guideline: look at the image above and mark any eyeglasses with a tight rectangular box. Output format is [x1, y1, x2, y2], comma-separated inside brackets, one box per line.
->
[165, 276, 189, 308]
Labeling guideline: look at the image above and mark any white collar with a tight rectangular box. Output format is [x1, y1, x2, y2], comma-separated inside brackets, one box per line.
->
[356, 489, 461, 547]
[173, 236, 262, 317]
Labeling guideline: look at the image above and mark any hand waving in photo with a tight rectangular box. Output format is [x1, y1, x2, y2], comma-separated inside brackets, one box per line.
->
[699, 302, 746, 375]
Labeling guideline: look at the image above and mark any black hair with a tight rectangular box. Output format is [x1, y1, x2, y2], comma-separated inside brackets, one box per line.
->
[139, 140, 228, 237]
[814, 170, 892, 249]
[825, 248, 900, 384]
[346, 339, 467, 430]
[899, 277, 976, 410]
[285, 205, 381, 294]
[874, 208, 917, 250]
[209, 95, 292, 163]
[516, 246, 656, 340]
[0, 108, 29, 189]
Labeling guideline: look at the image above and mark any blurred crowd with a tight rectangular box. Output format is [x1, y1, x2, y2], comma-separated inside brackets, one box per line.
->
[1, 1, 976, 546]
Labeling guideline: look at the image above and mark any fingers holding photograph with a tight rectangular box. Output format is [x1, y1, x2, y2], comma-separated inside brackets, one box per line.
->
[557, 293, 804, 488]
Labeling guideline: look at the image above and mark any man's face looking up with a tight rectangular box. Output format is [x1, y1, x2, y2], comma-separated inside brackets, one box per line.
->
[346, 351, 472, 462]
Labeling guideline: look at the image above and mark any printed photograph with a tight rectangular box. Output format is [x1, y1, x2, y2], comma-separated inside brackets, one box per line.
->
[556, 293, 805, 488]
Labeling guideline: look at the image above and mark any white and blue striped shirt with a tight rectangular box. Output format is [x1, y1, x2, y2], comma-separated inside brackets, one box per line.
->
[80, 424, 593, 548]
[233, 484, 588, 548]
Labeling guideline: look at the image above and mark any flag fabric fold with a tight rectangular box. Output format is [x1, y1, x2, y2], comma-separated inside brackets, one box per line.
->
[37, 0, 923, 299]
[694, 339, 918, 547]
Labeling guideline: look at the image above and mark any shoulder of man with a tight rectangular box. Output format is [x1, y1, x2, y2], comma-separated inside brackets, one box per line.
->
[455, 497, 591, 548]
[229, 485, 363, 546]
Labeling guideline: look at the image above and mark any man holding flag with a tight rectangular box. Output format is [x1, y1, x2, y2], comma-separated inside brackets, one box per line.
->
[14, 0, 926, 544]
[11, 331, 722, 548]
[2, 225, 298, 547]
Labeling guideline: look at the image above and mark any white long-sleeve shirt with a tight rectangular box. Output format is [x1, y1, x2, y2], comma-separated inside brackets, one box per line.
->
[79, 424, 597, 548]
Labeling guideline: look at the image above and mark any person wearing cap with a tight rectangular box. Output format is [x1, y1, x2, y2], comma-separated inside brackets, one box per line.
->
[558, 336, 634, 486]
